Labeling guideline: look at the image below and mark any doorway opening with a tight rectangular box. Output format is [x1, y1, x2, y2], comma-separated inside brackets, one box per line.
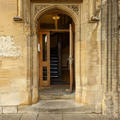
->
[50, 32, 69, 85]
[38, 10, 75, 99]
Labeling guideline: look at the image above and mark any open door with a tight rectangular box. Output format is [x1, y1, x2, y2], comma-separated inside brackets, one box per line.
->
[69, 24, 74, 92]
[39, 32, 50, 87]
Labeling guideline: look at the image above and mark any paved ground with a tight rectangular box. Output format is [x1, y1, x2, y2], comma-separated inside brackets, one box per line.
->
[0, 99, 108, 120]
[39, 85, 75, 99]
[0, 97, 119, 120]
[0, 113, 116, 120]
[18, 100, 95, 113]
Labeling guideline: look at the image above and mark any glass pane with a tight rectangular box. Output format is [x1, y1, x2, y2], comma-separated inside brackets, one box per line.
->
[43, 67, 47, 81]
[42, 34, 47, 61]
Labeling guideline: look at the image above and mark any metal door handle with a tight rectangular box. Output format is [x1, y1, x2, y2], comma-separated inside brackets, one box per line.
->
[68, 56, 73, 65]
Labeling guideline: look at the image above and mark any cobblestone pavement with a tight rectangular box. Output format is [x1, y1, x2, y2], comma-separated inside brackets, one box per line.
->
[0, 113, 117, 120]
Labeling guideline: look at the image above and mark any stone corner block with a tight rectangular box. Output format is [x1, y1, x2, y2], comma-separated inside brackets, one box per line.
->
[0, 107, 2, 113]
[3, 106, 18, 113]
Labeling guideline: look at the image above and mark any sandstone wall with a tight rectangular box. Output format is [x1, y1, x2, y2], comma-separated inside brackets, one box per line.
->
[0, 0, 29, 106]
[0, 0, 102, 109]
[80, 0, 102, 111]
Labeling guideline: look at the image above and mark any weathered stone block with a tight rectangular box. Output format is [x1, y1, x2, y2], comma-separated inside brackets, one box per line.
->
[3, 106, 17, 113]
[0, 36, 21, 57]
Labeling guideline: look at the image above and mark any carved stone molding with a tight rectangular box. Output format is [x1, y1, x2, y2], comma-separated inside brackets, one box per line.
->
[33, 4, 80, 17]
[34, 5, 50, 15]
[65, 5, 79, 15]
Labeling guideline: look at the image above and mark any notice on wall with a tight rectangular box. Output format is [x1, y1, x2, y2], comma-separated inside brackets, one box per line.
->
[0, 36, 21, 57]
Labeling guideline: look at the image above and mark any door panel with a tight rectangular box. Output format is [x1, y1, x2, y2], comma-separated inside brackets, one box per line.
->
[39, 32, 50, 87]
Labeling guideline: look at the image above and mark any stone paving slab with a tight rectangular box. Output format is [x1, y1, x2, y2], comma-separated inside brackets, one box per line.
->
[37, 113, 62, 120]
[0, 114, 22, 120]
[0, 115, 2, 120]
[0, 113, 119, 120]
[19, 100, 94, 114]
[63, 113, 98, 120]
[21, 113, 38, 120]
[0, 107, 2, 113]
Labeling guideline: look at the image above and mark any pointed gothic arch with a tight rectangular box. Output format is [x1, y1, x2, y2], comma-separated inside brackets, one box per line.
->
[30, 4, 81, 104]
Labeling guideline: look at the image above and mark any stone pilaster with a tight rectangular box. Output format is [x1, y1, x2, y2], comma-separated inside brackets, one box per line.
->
[23, 0, 33, 105]
[102, 0, 119, 118]
[111, 0, 119, 117]
[31, 26, 39, 104]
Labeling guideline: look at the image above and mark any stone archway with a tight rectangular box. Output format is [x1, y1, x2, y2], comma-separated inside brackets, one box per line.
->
[30, 4, 81, 104]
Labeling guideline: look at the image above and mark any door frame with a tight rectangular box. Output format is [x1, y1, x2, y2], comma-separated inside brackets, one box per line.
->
[39, 29, 74, 90]
[31, 5, 81, 105]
